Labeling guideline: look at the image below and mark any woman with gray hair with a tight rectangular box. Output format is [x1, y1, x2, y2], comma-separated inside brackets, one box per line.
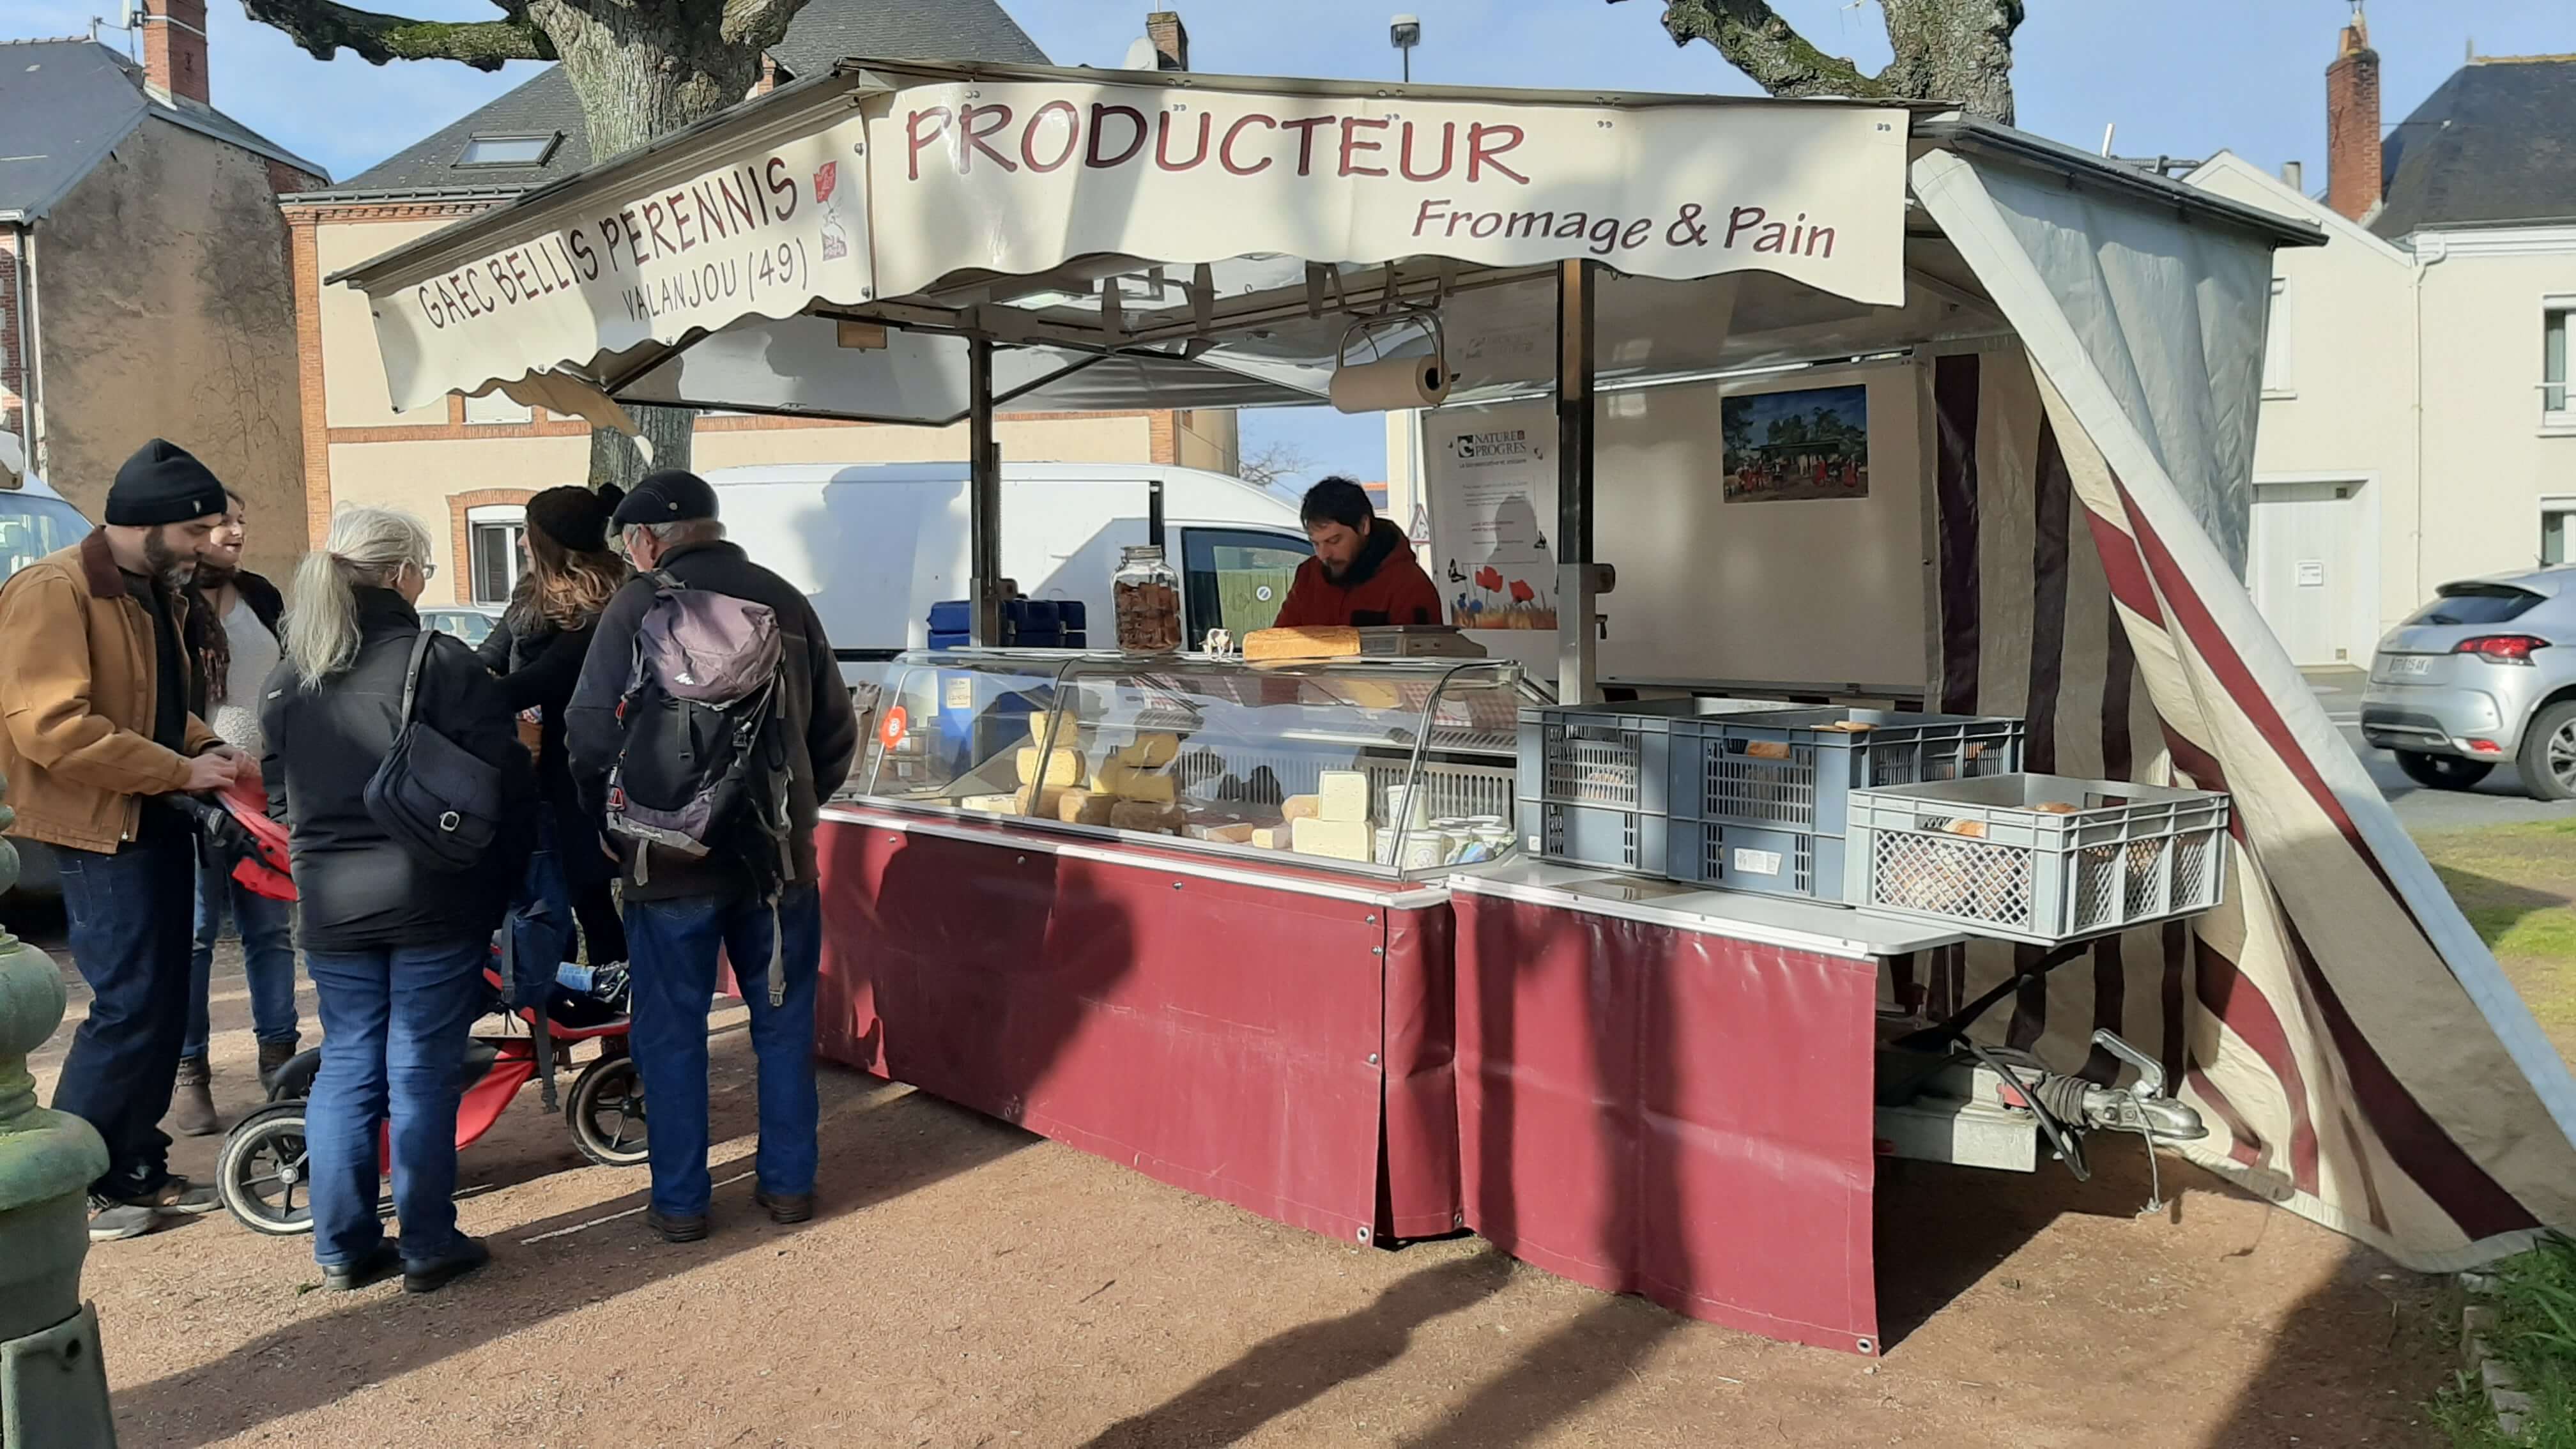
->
[259, 505, 535, 1294]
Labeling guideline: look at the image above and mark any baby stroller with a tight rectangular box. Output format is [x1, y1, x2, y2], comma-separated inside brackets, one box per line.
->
[181, 779, 649, 1238]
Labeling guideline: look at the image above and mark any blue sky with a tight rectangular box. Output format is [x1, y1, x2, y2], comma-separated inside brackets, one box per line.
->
[17, 0, 2568, 484]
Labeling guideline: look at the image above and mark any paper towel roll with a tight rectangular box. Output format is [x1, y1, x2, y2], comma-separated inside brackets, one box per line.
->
[1330, 355, 1452, 414]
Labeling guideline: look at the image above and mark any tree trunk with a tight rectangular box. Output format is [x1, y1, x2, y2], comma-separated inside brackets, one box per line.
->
[525, 0, 789, 490]
[1880, 0, 2021, 126]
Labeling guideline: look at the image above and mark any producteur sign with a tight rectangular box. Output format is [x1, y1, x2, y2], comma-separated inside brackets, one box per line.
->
[362, 78, 1908, 412]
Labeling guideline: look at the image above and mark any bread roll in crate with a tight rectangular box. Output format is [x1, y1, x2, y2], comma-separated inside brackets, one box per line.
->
[1843, 772, 2231, 945]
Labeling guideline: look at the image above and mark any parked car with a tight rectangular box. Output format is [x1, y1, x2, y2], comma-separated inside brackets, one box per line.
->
[0, 463, 98, 900]
[422, 605, 503, 647]
[2361, 568, 2576, 800]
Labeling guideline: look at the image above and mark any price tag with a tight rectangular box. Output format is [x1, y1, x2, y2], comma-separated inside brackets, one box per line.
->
[878, 705, 909, 751]
[942, 675, 975, 710]
[1731, 847, 1783, 877]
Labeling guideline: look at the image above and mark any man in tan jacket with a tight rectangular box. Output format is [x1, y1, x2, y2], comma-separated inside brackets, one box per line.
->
[0, 440, 245, 1241]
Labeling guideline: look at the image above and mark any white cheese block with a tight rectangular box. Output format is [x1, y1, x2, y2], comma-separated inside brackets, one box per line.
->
[1015, 747, 1085, 789]
[1292, 815, 1373, 862]
[1317, 770, 1371, 824]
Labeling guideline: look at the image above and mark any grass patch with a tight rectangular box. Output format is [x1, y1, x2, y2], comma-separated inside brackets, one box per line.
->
[2434, 1235, 2576, 1448]
[2413, 820, 2576, 1046]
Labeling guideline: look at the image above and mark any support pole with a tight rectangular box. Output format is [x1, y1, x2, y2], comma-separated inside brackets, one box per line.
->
[1555, 259, 1601, 705]
[968, 335, 1002, 647]
[0, 776, 117, 1446]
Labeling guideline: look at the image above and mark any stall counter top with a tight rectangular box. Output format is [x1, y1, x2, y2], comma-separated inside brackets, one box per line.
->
[1448, 859, 1966, 961]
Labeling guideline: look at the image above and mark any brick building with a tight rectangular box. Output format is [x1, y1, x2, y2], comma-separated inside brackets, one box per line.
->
[282, 3, 1238, 606]
[1, 4, 325, 575]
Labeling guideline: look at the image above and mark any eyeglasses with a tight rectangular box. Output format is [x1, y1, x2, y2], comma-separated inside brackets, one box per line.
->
[413, 561, 440, 581]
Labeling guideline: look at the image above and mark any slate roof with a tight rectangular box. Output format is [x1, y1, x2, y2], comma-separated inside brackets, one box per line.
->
[2373, 56, 2576, 238]
[0, 37, 324, 221]
[323, 0, 1046, 200]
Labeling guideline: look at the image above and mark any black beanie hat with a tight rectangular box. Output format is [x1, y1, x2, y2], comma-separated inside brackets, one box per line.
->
[525, 485, 611, 555]
[106, 440, 228, 527]
[610, 469, 718, 529]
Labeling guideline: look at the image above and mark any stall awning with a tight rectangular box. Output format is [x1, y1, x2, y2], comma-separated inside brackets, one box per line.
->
[334, 62, 1922, 418]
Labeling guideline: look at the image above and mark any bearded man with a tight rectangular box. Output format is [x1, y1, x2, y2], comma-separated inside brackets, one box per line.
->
[0, 439, 245, 1241]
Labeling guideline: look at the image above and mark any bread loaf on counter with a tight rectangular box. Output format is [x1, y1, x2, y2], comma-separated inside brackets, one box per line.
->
[1245, 625, 1361, 661]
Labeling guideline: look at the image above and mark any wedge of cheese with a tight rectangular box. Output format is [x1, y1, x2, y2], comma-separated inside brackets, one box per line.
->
[1015, 746, 1086, 789]
[1317, 770, 1370, 824]
[1186, 822, 1258, 845]
[1110, 732, 1183, 769]
[1280, 794, 1322, 822]
[1056, 789, 1117, 825]
[1291, 815, 1373, 862]
[1250, 825, 1295, 850]
[1110, 801, 1185, 835]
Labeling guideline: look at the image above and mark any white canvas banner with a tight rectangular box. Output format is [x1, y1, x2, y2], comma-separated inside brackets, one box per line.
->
[367, 114, 875, 413]
[868, 80, 1908, 306]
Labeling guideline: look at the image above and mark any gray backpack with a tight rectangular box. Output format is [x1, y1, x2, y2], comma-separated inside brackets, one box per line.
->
[602, 572, 793, 891]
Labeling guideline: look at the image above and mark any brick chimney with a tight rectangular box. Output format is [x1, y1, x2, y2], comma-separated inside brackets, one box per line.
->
[1146, 11, 1189, 72]
[141, 0, 211, 105]
[2325, 6, 2381, 222]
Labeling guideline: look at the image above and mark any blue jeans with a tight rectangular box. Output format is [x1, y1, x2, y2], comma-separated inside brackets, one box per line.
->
[52, 835, 196, 1199]
[625, 887, 822, 1218]
[186, 839, 302, 1060]
[303, 939, 486, 1269]
[505, 815, 577, 1010]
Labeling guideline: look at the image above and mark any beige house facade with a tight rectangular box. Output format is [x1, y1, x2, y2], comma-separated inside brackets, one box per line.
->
[2184, 27, 2576, 667]
[282, 3, 1237, 608]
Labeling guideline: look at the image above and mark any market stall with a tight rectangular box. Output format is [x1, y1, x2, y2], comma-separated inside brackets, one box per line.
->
[329, 58, 2576, 1352]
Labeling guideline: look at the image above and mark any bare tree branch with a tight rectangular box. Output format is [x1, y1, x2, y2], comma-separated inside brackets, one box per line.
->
[239, 0, 555, 69]
[1613, 0, 1894, 101]
[1607, 0, 2020, 122]
[1236, 439, 1314, 489]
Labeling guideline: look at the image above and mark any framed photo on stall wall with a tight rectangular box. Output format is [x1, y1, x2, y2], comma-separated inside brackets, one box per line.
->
[1721, 384, 1872, 503]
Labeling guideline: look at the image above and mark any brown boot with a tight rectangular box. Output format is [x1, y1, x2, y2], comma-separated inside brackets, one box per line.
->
[167, 1055, 220, 1137]
[256, 1038, 299, 1094]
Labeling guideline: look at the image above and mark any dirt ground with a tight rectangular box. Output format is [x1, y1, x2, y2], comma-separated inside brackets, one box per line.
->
[23, 934, 2462, 1449]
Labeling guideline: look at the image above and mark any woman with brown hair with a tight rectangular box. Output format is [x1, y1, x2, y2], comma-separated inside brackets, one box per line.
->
[479, 487, 630, 990]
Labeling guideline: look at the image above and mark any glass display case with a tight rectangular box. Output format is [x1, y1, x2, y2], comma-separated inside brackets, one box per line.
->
[848, 650, 1531, 879]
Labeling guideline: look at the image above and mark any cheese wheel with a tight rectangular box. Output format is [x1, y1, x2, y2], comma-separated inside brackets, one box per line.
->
[1117, 771, 1177, 804]
[1137, 732, 1181, 767]
[1057, 789, 1116, 825]
[1015, 747, 1085, 789]
[1013, 785, 1067, 816]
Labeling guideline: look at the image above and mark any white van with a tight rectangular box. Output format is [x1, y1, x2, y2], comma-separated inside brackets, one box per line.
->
[703, 461, 1314, 655]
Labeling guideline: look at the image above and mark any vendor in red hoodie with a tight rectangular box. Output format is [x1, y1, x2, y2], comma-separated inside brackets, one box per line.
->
[1271, 477, 1445, 629]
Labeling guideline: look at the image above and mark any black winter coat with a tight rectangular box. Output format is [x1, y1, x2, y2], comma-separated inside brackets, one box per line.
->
[565, 540, 857, 903]
[477, 613, 604, 861]
[259, 587, 538, 952]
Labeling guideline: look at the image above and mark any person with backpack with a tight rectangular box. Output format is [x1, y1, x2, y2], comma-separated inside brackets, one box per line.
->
[260, 506, 536, 1292]
[566, 470, 857, 1244]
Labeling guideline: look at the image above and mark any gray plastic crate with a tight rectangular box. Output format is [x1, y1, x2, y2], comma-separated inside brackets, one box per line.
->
[1843, 773, 2232, 945]
[1664, 707, 2024, 900]
[1515, 697, 1793, 815]
[1523, 800, 1673, 877]
[1670, 820, 1850, 901]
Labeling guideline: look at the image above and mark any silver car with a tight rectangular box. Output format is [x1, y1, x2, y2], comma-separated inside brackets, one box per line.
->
[2362, 568, 2576, 800]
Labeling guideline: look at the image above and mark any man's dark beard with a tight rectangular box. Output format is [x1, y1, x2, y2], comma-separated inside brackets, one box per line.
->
[141, 529, 195, 588]
[1320, 556, 1350, 583]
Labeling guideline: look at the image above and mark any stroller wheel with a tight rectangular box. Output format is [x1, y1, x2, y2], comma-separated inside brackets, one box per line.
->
[218, 1103, 316, 1236]
[567, 1054, 648, 1167]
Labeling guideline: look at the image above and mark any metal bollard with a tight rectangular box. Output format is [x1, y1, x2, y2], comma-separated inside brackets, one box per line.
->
[0, 779, 118, 1447]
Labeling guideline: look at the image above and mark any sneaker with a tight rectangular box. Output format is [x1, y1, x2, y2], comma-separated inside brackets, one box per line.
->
[88, 1199, 159, 1243]
[321, 1243, 402, 1292]
[404, 1236, 490, 1295]
[752, 1189, 813, 1225]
